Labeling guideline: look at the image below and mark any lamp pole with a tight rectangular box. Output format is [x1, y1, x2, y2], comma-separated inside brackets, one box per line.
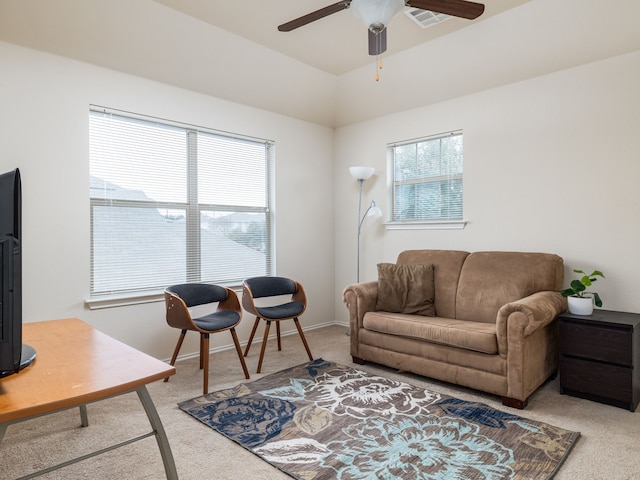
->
[350, 166, 382, 284]
[348, 166, 381, 336]
[356, 178, 365, 283]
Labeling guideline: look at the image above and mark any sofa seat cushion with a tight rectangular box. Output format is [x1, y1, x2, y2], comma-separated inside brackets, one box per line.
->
[363, 312, 498, 355]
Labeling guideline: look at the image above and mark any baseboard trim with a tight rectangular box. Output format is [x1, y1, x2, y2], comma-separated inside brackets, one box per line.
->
[168, 320, 347, 364]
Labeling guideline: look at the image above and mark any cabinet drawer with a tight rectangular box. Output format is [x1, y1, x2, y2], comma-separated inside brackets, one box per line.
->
[559, 321, 632, 365]
[560, 356, 632, 402]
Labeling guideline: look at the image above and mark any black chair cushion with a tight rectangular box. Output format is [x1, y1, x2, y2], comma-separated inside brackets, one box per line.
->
[193, 310, 240, 331]
[255, 301, 304, 320]
[166, 283, 228, 307]
[245, 276, 297, 298]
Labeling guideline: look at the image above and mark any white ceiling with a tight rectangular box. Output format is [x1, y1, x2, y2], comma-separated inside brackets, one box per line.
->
[152, 0, 529, 76]
[0, 0, 638, 127]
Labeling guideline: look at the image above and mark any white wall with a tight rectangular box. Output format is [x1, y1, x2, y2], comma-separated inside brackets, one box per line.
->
[335, 0, 640, 126]
[2, 30, 639, 362]
[334, 50, 640, 321]
[0, 0, 340, 127]
[0, 41, 335, 360]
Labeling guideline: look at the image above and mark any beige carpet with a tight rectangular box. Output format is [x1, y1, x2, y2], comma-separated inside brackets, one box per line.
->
[0, 325, 638, 479]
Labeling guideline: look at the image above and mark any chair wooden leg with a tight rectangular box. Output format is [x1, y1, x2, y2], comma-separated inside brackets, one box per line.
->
[276, 321, 282, 351]
[244, 317, 260, 357]
[231, 328, 250, 379]
[199, 335, 205, 370]
[165, 330, 187, 382]
[202, 333, 210, 394]
[257, 320, 271, 374]
[293, 318, 313, 361]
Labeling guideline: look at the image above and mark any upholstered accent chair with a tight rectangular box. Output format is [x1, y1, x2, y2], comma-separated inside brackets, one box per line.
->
[242, 276, 313, 373]
[164, 283, 250, 394]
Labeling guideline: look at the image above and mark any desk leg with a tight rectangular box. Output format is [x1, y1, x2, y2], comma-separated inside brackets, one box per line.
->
[0, 422, 7, 444]
[136, 386, 178, 480]
[79, 404, 89, 427]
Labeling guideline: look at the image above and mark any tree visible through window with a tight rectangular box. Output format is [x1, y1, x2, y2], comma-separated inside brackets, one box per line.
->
[89, 107, 273, 299]
[389, 131, 463, 223]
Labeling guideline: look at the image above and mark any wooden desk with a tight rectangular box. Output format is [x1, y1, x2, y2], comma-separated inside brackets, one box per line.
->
[0, 318, 178, 479]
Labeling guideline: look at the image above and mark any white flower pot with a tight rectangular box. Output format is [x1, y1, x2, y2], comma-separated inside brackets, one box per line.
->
[567, 295, 594, 316]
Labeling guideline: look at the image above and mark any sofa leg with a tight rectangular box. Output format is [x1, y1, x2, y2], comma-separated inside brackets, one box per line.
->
[500, 396, 528, 409]
[352, 356, 365, 365]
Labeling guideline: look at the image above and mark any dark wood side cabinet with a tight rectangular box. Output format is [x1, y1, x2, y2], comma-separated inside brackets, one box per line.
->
[559, 309, 639, 412]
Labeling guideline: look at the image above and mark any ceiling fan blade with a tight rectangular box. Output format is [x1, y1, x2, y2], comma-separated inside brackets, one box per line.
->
[368, 27, 387, 56]
[278, 1, 351, 32]
[406, 0, 485, 20]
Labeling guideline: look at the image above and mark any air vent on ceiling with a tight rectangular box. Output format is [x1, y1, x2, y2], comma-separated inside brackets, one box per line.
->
[404, 8, 451, 28]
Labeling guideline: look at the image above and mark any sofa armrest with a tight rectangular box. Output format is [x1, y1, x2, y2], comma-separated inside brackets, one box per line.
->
[496, 291, 567, 352]
[343, 281, 378, 329]
[343, 281, 378, 359]
[496, 291, 567, 401]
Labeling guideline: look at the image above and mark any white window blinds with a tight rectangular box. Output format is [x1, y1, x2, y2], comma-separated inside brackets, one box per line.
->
[89, 106, 273, 299]
[389, 131, 463, 223]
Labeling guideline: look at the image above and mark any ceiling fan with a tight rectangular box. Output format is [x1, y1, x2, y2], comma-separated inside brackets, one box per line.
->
[278, 0, 485, 58]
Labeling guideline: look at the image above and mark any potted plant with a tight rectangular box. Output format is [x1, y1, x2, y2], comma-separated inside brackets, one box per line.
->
[560, 268, 604, 315]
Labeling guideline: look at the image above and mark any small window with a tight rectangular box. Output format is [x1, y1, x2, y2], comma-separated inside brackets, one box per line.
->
[388, 131, 464, 228]
[89, 106, 274, 303]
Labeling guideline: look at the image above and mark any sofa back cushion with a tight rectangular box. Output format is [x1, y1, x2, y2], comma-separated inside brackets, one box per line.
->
[376, 263, 436, 316]
[455, 251, 564, 324]
[396, 250, 469, 319]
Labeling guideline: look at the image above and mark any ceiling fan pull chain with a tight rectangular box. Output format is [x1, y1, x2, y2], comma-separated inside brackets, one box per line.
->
[375, 55, 383, 81]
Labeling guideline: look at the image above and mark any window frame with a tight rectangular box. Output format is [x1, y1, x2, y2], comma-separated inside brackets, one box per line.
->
[386, 130, 466, 230]
[87, 106, 274, 309]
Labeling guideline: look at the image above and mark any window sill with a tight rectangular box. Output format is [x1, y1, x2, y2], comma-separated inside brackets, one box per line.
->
[85, 283, 244, 310]
[385, 220, 467, 230]
[86, 291, 165, 310]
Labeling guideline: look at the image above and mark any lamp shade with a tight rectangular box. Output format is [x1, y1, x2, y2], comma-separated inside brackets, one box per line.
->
[367, 200, 383, 217]
[350, 0, 405, 29]
[349, 166, 375, 180]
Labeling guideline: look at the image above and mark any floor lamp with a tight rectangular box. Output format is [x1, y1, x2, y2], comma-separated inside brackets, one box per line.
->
[349, 166, 383, 283]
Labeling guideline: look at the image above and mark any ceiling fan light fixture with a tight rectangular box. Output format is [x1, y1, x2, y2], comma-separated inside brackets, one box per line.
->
[277, 0, 485, 82]
[350, 0, 406, 30]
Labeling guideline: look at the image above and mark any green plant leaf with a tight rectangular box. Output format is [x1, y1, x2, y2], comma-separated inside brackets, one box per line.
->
[561, 268, 606, 300]
[593, 292, 603, 307]
[570, 279, 586, 294]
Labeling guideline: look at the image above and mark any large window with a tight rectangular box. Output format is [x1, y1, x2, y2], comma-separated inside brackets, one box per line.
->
[388, 131, 463, 226]
[89, 106, 273, 302]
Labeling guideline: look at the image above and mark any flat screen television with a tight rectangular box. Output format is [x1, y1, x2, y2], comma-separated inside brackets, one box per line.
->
[0, 168, 35, 378]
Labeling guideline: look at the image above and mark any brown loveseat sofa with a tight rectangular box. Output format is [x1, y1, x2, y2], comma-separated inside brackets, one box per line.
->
[343, 250, 567, 408]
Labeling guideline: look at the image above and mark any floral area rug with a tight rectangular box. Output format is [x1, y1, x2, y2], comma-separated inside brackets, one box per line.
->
[178, 359, 579, 480]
